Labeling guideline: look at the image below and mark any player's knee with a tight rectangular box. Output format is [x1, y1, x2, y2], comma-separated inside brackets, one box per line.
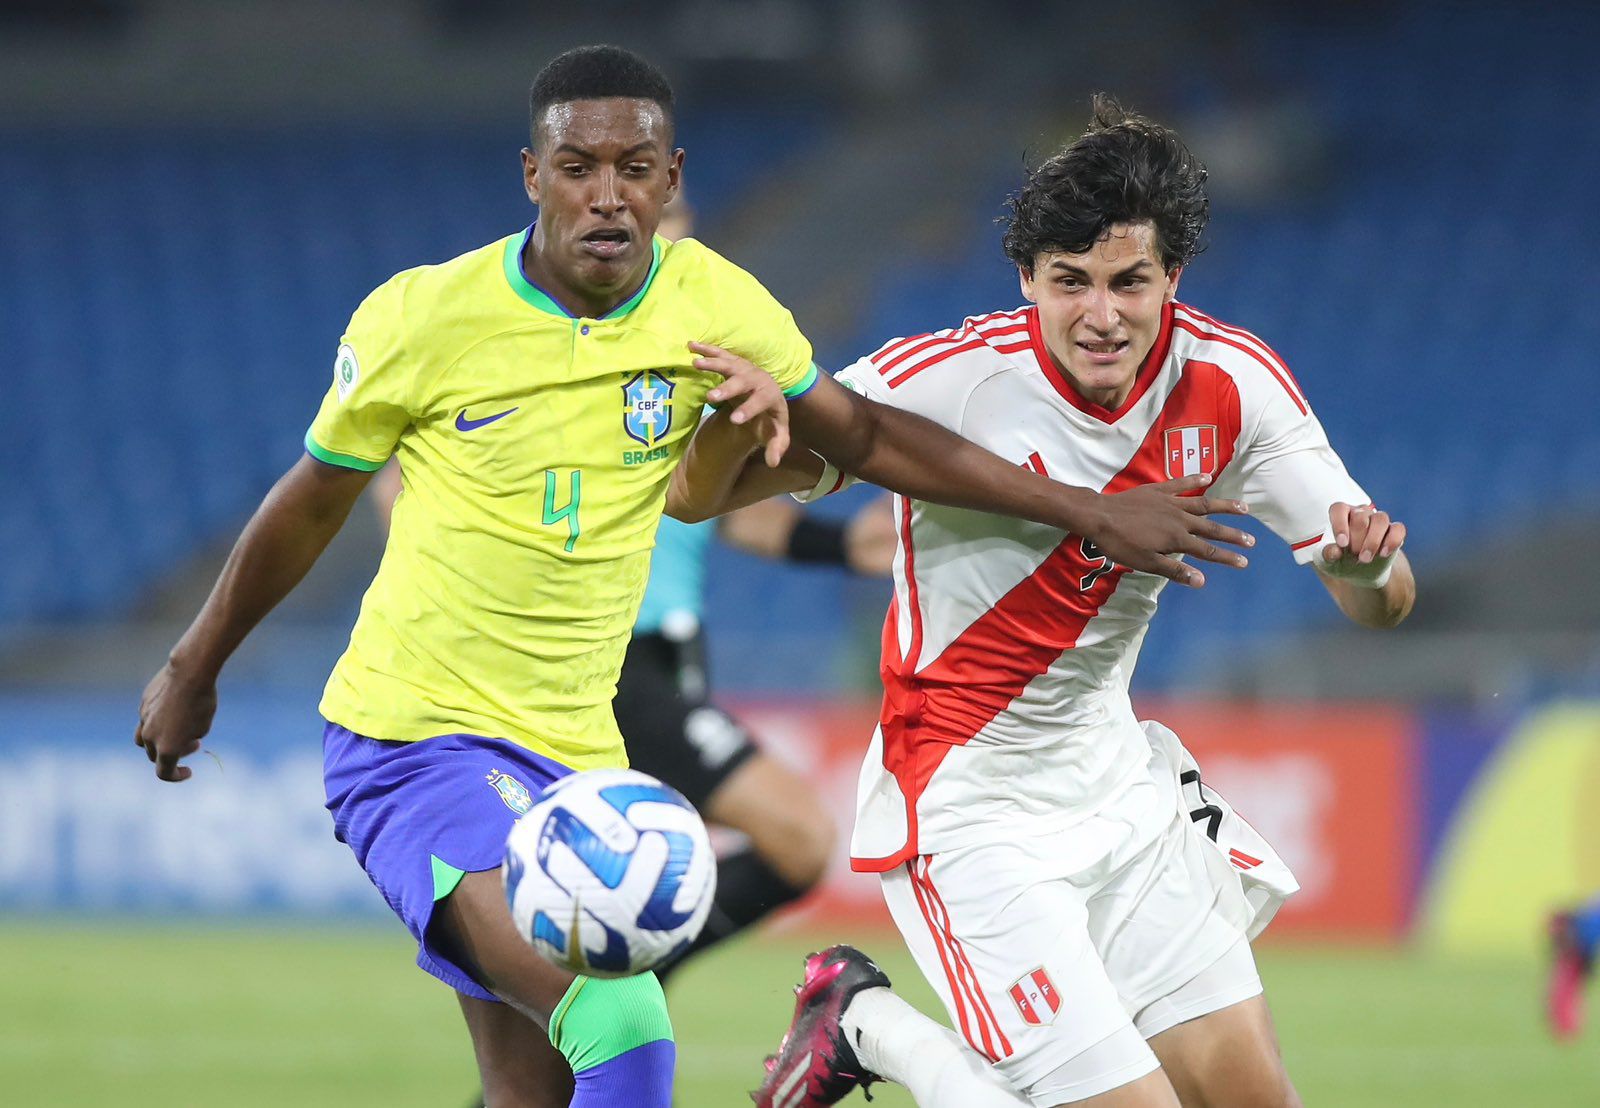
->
[430, 870, 576, 1019]
[1240, 1065, 1300, 1108]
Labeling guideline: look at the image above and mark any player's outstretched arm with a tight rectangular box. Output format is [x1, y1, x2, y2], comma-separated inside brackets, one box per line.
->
[1314, 502, 1415, 629]
[135, 455, 374, 781]
[686, 346, 1253, 585]
[783, 371, 1252, 587]
[666, 400, 895, 574]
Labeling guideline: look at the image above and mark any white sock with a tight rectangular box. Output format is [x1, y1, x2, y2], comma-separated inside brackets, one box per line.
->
[841, 986, 1031, 1107]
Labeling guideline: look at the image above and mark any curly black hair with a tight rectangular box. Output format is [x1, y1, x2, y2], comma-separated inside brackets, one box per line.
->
[1002, 94, 1208, 273]
[528, 45, 675, 149]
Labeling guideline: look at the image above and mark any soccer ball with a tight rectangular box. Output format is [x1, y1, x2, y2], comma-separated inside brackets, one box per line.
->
[502, 768, 716, 978]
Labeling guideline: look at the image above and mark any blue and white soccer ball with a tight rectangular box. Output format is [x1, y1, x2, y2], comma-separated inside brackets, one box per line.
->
[502, 768, 717, 978]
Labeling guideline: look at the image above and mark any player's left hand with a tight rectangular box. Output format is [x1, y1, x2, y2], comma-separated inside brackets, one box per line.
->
[690, 341, 791, 468]
[1322, 502, 1405, 566]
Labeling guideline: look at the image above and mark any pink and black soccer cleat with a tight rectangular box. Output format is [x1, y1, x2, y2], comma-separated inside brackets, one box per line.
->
[752, 944, 891, 1107]
[1548, 911, 1593, 1040]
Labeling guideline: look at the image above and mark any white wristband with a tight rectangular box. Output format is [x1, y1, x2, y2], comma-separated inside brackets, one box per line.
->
[791, 459, 845, 504]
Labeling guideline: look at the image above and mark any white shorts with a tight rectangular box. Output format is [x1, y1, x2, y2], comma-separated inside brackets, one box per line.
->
[879, 768, 1259, 1104]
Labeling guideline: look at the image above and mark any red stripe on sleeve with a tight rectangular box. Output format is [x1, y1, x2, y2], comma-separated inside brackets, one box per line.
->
[877, 331, 968, 378]
[1171, 317, 1307, 415]
[1177, 305, 1308, 406]
[888, 336, 987, 388]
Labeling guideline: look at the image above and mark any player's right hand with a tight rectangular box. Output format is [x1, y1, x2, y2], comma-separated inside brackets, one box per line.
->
[1094, 474, 1254, 588]
[135, 662, 218, 783]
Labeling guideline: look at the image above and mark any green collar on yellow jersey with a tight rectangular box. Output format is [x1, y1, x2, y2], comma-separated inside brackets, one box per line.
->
[503, 225, 664, 321]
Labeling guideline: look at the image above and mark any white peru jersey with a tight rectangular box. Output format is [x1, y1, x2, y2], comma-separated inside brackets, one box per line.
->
[819, 302, 1370, 871]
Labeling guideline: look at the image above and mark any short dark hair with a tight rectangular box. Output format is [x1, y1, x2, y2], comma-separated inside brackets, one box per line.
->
[1001, 94, 1208, 273]
[528, 44, 675, 148]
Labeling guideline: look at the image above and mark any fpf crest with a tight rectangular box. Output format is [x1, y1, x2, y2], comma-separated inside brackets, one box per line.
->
[1008, 967, 1062, 1026]
[1164, 425, 1218, 479]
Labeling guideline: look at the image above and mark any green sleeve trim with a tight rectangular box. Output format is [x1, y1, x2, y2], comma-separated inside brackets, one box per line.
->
[783, 362, 821, 399]
[430, 855, 466, 901]
[304, 430, 387, 472]
[549, 973, 674, 1073]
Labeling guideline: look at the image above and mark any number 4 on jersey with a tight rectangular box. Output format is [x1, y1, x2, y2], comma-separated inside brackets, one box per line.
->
[542, 469, 581, 553]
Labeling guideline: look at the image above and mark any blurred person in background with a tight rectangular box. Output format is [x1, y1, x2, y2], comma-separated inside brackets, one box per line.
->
[1548, 897, 1600, 1039]
[686, 95, 1415, 1108]
[374, 188, 898, 1108]
[132, 44, 1256, 1108]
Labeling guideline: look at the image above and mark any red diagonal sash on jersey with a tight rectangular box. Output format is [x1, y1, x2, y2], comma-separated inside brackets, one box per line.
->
[855, 359, 1243, 872]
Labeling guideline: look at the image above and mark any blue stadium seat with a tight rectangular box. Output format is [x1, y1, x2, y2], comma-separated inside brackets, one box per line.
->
[0, 111, 823, 629]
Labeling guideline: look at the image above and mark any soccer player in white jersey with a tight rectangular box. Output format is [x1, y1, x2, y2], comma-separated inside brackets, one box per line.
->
[689, 96, 1415, 1107]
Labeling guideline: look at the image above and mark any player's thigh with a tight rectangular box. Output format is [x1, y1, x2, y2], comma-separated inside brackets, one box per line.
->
[1145, 992, 1300, 1108]
[1090, 807, 1253, 1021]
[457, 991, 574, 1108]
[431, 868, 576, 1024]
[880, 847, 1161, 1105]
[704, 748, 836, 887]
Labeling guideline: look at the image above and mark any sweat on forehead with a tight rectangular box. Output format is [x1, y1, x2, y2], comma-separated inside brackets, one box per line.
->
[535, 99, 671, 151]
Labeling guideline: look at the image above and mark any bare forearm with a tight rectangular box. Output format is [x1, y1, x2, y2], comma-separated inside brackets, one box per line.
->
[1320, 552, 1415, 629]
[169, 457, 367, 679]
[795, 394, 1106, 534]
[668, 412, 817, 522]
[666, 410, 759, 523]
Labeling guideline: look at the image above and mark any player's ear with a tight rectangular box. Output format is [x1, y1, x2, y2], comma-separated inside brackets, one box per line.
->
[666, 148, 685, 199]
[521, 148, 541, 205]
[1164, 265, 1184, 300]
[1018, 265, 1038, 303]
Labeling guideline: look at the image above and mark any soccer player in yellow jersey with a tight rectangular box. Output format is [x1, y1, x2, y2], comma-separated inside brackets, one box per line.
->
[135, 45, 1254, 1106]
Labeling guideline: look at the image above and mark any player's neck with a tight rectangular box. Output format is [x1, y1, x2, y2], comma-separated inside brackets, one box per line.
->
[521, 237, 649, 320]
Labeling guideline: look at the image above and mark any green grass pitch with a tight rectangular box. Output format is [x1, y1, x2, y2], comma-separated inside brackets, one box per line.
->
[3, 922, 1597, 1105]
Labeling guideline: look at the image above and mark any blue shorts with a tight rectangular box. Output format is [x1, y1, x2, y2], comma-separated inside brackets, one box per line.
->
[322, 721, 573, 1001]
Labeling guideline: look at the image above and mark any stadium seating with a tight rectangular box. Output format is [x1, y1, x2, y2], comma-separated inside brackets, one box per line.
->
[0, 109, 822, 638]
[4, 6, 1596, 693]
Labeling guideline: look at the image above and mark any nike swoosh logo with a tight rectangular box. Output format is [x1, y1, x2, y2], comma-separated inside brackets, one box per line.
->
[456, 407, 518, 432]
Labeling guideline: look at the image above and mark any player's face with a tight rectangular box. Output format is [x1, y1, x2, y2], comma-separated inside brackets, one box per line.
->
[523, 98, 683, 309]
[1020, 222, 1180, 409]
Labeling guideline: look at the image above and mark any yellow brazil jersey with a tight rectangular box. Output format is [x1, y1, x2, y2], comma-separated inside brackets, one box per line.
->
[304, 227, 818, 769]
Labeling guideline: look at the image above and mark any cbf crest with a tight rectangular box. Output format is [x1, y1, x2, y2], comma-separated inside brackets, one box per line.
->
[486, 769, 534, 815]
[622, 369, 675, 447]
